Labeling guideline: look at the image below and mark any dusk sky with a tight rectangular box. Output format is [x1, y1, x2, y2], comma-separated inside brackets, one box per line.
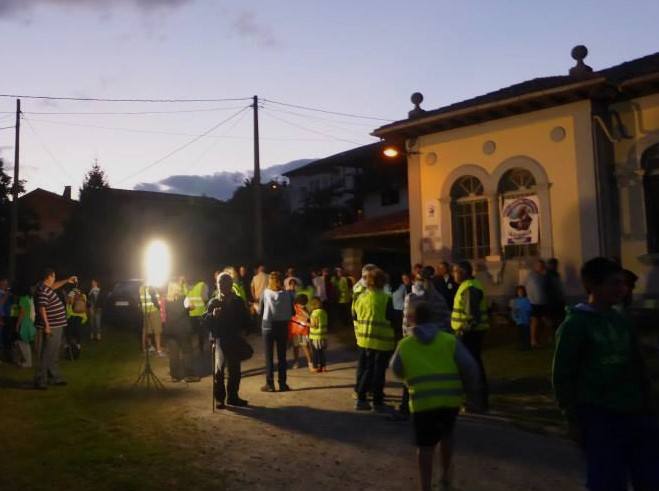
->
[1, 0, 658, 199]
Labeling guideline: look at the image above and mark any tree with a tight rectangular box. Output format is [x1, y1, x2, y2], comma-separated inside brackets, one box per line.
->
[79, 160, 109, 201]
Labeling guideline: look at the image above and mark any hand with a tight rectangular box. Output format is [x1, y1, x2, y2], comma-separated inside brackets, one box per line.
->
[45, 326, 52, 336]
[213, 307, 221, 318]
[68, 276, 78, 284]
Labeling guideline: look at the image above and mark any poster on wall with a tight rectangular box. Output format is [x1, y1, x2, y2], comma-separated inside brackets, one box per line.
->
[500, 195, 540, 245]
[424, 200, 439, 225]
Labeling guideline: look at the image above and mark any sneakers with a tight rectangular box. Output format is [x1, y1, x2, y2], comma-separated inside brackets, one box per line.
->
[309, 367, 320, 373]
[157, 351, 166, 358]
[355, 400, 372, 411]
[227, 397, 249, 407]
[260, 384, 276, 392]
[215, 401, 226, 410]
[279, 384, 291, 392]
[291, 361, 301, 369]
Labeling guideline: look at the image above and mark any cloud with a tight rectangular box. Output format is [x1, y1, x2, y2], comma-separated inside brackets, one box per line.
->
[134, 159, 313, 201]
[231, 10, 277, 47]
[0, 0, 193, 17]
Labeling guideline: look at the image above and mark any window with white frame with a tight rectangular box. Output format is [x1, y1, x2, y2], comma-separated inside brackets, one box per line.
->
[643, 143, 659, 254]
[451, 175, 490, 259]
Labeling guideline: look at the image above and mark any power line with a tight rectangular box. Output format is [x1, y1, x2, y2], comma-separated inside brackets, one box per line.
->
[0, 125, 15, 130]
[0, 106, 249, 116]
[116, 105, 251, 184]
[262, 98, 394, 122]
[0, 94, 252, 103]
[261, 108, 373, 146]
[22, 116, 77, 183]
[262, 104, 379, 128]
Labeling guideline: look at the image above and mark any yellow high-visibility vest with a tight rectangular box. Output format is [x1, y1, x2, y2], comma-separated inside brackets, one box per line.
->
[451, 278, 489, 332]
[398, 332, 463, 413]
[139, 286, 159, 314]
[353, 289, 395, 351]
[309, 308, 328, 342]
[185, 282, 207, 317]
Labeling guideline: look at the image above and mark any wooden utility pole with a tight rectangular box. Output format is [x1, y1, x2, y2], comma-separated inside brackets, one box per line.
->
[253, 95, 264, 262]
[8, 99, 20, 282]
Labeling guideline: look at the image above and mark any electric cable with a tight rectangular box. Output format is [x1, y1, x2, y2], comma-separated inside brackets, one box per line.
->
[0, 94, 252, 103]
[2, 106, 249, 116]
[262, 98, 394, 122]
[116, 105, 251, 184]
[260, 107, 374, 146]
[22, 116, 77, 183]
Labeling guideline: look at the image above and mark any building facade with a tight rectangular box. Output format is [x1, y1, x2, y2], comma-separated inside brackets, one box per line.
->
[374, 47, 659, 303]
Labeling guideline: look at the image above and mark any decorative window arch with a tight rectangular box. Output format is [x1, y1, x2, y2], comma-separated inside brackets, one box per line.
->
[450, 175, 490, 259]
[642, 143, 659, 253]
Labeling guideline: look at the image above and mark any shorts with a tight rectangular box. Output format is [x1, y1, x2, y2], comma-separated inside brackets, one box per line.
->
[530, 304, 546, 318]
[291, 334, 309, 347]
[142, 310, 163, 335]
[412, 407, 459, 447]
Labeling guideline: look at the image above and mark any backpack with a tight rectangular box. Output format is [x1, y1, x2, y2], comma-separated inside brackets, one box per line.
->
[73, 292, 87, 314]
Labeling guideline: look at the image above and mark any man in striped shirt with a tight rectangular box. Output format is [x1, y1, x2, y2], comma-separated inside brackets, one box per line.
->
[34, 268, 77, 390]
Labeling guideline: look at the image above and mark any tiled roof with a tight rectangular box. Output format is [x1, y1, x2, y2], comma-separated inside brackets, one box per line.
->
[324, 210, 409, 240]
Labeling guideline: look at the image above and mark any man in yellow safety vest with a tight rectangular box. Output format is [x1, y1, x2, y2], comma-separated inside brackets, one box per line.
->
[184, 277, 209, 376]
[390, 301, 482, 491]
[450, 260, 490, 411]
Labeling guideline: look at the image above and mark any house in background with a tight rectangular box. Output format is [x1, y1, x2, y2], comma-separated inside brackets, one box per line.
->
[373, 46, 659, 304]
[18, 186, 76, 247]
[285, 142, 409, 275]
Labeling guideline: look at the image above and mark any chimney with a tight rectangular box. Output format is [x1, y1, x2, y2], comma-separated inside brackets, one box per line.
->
[63, 186, 72, 200]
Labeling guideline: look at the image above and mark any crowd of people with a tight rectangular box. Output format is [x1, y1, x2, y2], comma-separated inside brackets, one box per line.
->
[2, 255, 658, 491]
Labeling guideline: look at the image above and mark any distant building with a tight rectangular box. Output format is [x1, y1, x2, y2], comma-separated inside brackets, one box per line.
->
[285, 142, 409, 275]
[374, 46, 659, 302]
[19, 186, 76, 246]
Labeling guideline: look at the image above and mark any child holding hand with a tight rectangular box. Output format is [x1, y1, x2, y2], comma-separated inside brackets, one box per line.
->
[309, 297, 328, 372]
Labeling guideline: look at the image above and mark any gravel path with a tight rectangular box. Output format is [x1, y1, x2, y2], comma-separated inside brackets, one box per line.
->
[156, 334, 585, 491]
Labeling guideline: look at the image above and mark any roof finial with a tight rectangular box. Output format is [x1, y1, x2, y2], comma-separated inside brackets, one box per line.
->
[408, 92, 426, 118]
[569, 45, 593, 78]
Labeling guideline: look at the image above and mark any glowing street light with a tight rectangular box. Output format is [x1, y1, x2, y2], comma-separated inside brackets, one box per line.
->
[144, 239, 171, 288]
[383, 146, 400, 158]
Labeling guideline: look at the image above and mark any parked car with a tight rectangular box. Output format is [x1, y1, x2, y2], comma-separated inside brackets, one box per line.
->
[104, 279, 143, 330]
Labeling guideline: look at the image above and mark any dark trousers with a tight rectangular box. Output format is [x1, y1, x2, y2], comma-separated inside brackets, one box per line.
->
[263, 321, 288, 387]
[517, 323, 530, 350]
[355, 348, 391, 405]
[312, 346, 326, 368]
[189, 316, 211, 377]
[398, 386, 410, 414]
[214, 343, 241, 402]
[167, 335, 195, 380]
[577, 406, 659, 491]
[461, 330, 489, 409]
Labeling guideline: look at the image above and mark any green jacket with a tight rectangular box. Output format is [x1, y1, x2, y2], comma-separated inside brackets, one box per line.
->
[552, 304, 649, 417]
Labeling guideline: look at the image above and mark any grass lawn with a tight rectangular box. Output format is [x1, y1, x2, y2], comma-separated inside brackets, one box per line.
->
[0, 330, 222, 491]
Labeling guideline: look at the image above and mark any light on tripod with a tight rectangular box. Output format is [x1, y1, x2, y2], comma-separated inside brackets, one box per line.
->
[144, 240, 170, 288]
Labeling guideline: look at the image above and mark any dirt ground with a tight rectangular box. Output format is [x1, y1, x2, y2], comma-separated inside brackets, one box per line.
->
[155, 333, 585, 491]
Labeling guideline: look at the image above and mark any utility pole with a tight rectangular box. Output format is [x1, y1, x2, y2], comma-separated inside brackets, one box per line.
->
[253, 95, 264, 262]
[8, 99, 20, 282]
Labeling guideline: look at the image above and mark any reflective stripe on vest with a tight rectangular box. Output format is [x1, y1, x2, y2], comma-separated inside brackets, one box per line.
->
[186, 282, 207, 317]
[139, 286, 159, 314]
[309, 308, 328, 341]
[451, 278, 489, 332]
[398, 332, 463, 413]
[353, 290, 395, 351]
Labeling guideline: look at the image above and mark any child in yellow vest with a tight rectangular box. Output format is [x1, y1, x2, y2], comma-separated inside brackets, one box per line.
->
[308, 297, 328, 372]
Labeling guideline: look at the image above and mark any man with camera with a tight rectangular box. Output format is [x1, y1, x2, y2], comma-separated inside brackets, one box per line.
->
[34, 268, 78, 390]
[204, 272, 251, 409]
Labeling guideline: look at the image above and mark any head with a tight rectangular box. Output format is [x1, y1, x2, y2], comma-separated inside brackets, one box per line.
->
[437, 261, 450, 277]
[622, 269, 639, 299]
[361, 263, 377, 282]
[321, 267, 330, 277]
[452, 261, 473, 284]
[286, 267, 295, 278]
[41, 268, 56, 287]
[580, 257, 625, 306]
[256, 264, 265, 274]
[287, 278, 298, 291]
[365, 268, 386, 290]
[414, 302, 432, 325]
[224, 266, 239, 280]
[309, 296, 322, 311]
[239, 266, 247, 277]
[213, 270, 223, 282]
[0, 277, 9, 290]
[217, 272, 233, 296]
[335, 267, 344, 277]
[268, 272, 283, 291]
[401, 273, 411, 286]
[533, 259, 547, 274]
[547, 258, 559, 272]
[413, 263, 423, 276]
[421, 266, 435, 283]
[294, 293, 308, 306]
[516, 285, 527, 298]
[91, 279, 99, 289]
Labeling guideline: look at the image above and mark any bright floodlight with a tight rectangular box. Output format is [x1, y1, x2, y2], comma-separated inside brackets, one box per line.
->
[144, 240, 170, 287]
[383, 146, 400, 158]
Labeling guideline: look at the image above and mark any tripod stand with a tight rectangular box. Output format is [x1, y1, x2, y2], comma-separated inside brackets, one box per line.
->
[133, 285, 165, 390]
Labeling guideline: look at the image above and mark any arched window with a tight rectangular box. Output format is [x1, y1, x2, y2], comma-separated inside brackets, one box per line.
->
[643, 143, 659, 253]
[498, 168, 539, 258]
[451, 176, 490, 259]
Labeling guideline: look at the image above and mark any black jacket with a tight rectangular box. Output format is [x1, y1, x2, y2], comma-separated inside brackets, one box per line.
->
[432, 275, 458, 310]
[203, 293, 250, 344]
